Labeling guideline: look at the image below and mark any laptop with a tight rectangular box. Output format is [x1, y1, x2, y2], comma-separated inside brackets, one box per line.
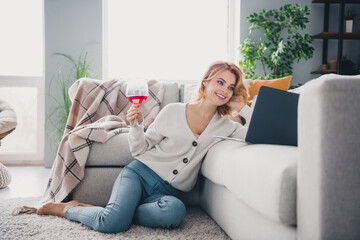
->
[245, 86, 299, 146]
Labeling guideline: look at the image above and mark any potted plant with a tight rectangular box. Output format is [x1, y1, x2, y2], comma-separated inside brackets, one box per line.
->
[345, 10, 357, 33]
[47, 52, 98, 150]
[239, 4, 314, 80]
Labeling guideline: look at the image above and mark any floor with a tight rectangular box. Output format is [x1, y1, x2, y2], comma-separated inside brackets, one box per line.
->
[0, 166, 51, 199]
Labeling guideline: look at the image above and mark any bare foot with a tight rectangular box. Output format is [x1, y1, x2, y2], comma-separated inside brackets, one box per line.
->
[36, 200, 90, 217]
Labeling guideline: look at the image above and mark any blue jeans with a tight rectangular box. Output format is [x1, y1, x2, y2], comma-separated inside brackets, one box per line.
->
[65, 160, 186, 233]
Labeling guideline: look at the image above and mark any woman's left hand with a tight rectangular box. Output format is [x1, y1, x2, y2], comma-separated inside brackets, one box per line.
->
[227, 95, 246, 113]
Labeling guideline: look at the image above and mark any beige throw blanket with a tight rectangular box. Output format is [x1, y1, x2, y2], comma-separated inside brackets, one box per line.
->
[42, 78, 165, 204]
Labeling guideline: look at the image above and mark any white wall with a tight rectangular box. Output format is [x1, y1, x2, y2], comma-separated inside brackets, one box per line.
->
[239, 0, 360, 85]
[44, 0, 102, 167]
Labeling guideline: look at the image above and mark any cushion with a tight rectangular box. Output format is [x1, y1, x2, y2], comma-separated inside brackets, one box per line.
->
[201, 141, 297, 225]
[87, 133, 133, 167]
[182, 83, 198, 103]
[248, 76, 292, 100]
[161, 82, 180, 108]
[0, 163, 12, 189]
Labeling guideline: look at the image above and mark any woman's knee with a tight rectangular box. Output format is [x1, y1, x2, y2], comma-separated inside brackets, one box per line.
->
[157, 196, 186, 228]
[90, 207, 132, 234]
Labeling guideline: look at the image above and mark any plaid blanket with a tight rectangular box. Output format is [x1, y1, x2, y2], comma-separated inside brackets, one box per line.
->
[42, 78, 165, 204]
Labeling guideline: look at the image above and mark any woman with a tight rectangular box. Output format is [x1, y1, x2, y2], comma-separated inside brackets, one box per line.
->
[36, 61, 251, 233]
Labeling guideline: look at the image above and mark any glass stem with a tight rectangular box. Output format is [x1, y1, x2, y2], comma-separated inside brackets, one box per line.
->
[134, 117, 138, 126]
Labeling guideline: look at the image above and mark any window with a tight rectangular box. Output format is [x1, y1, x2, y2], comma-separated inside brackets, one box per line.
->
[0, 0, 44, 164]
[104, 0, 240, 82]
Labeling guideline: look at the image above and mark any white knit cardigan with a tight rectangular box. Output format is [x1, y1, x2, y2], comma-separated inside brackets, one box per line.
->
[129, 103, 249, 192]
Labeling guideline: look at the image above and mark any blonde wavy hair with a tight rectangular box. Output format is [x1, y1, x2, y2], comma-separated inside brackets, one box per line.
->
[194, 61, 248, 116]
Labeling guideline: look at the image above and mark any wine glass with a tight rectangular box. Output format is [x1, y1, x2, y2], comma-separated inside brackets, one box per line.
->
[125, 79, 149, 125]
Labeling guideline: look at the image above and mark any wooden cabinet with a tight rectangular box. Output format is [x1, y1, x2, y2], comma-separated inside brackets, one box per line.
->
[311, 0, 360, 74]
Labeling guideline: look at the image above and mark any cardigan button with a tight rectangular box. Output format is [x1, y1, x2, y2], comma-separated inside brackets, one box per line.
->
[192, 141, 197, 147]
[173, 169, 178, 175]
[183, 158, 188, 163]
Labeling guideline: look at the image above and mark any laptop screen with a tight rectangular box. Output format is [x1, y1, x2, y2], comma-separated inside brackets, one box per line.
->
[245, 86, 299, 146]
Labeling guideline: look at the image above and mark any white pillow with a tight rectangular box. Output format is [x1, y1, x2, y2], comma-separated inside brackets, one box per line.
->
[183, 84, 199, 103]
[0, 163, 11, 189]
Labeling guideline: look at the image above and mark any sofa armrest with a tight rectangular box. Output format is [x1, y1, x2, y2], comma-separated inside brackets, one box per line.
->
[297, 74, 360, 240]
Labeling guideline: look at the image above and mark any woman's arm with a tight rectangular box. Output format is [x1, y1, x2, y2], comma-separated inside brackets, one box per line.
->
[228, 95, 254, 127]
[225, 95, 253, 139]
[127, 105, 166, 157]
[239, 105, 253, 127]
[229, 121, 248, 140]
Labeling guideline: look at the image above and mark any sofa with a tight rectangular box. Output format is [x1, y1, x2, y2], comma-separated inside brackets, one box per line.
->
[71, 74, 360, 240]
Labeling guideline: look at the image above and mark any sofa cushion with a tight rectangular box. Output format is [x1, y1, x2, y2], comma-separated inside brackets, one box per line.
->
[202, 141, 297, 225]
[201, 140, 249, 186]
[248, 76, 292, 100]
[87, 133, 133, 167]
[182, 83, 198, 103]
[161, 82, 180, 108]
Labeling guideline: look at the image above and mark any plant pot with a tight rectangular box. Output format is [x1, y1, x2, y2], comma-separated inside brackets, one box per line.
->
[321, 64, 328, 71]
[327, 60, 337, 70]
[346, 20, 353, 33]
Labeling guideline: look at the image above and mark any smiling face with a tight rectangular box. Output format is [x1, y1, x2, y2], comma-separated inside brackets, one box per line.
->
[195, 61, 247, 116]
[203, 70, 236, 106]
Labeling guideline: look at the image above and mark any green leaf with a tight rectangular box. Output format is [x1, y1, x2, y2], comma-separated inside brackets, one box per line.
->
[47, 51, 98, 150]
[240, 4, 314, 79]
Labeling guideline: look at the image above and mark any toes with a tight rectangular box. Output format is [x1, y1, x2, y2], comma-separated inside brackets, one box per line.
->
[36, 203, 54, 215]
[36, 207, 44, 215]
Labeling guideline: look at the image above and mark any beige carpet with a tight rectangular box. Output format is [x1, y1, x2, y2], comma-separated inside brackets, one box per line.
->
[0, 197, 230, 240]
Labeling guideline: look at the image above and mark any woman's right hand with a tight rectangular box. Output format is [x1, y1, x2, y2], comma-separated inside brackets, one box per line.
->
[227, 95, 246, 113]
[126, 104, 143, 125]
